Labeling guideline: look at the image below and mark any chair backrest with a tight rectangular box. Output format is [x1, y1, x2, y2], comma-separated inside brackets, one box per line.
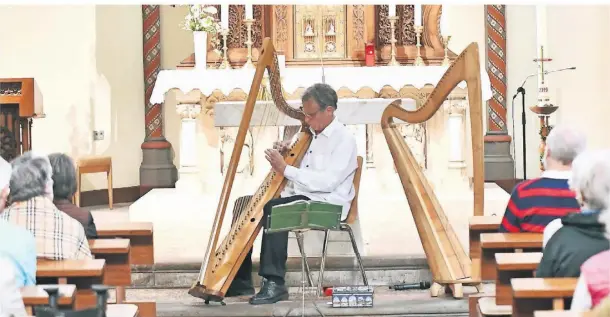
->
[344, 156, 363, 225]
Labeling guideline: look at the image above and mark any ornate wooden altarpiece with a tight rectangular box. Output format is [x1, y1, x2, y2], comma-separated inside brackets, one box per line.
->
[0, 78, 43, 162]
[174, 5, 459, 173]
[178, 4, 454, 68]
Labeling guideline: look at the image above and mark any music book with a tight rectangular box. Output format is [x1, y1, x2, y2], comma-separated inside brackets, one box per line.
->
[266, 200, 342, 233]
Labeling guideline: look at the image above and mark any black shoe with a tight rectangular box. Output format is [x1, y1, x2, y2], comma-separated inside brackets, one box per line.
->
[249, 279, 289, 305]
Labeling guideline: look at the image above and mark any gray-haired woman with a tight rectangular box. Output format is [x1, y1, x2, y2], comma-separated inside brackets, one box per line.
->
[48, 153, 98, 239]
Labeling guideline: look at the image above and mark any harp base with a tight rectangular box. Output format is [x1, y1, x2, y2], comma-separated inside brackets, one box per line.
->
[429, 278, 484, 299]
[188, 282, 226, 305]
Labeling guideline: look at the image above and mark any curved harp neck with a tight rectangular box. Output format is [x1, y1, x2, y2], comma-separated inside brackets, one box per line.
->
[381, 42, 485, 217]
[201, 38, 306, 277]
[381, 43, 482, 128]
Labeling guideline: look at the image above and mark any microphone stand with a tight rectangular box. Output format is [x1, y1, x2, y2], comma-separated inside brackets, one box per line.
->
[513, 87, 527, 180]
[512, 66, 575, 181]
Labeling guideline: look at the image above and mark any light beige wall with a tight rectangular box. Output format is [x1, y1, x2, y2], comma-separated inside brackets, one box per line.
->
[0, 5, 144, 191]
[510, 5, 610, 178]
[92, 5, 145, 190]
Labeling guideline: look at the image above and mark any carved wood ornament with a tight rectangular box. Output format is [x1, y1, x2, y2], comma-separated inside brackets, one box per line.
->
[178, 4, 453, 68]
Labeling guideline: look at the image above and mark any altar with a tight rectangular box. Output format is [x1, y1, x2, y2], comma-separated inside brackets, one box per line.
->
[130, 4, 510, 266]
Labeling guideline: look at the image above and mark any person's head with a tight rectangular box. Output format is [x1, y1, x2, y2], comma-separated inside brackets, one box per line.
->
[0, 157, 11, 211]
[48, 153, 77, 201]
[568, 149, 610, 211]
[301, 83, 338, 133]
[9, 152, 54, 204]
[543, 126, 587, 171]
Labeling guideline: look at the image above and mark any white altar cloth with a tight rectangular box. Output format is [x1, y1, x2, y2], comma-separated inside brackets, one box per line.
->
[150, 65, 493, 104]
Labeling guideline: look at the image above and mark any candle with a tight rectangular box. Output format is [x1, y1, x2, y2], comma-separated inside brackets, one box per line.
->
[414, 5, 422, 26]
[278, 54, 286, 70]
[440, 7, 449, 34]
[536, 5, 548, 53]
[388, 5, 396, 17]
[221, 4, 229, 30]
[245, 4, 253, 20]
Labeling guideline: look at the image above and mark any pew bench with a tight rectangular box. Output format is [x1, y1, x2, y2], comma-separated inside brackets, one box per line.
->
[21, 284, 76, 314]
[469, 216, 502, 282]
[107, 304, 140, 317]
[480, 233, 543, 280]
[36, 259, 105, 310]
[495, 252, 542, 305]
[89, 238, 156, 317]
[512, 277, 578, 317]
[96, 222, 154, 265]
[88, 239, 131, 288]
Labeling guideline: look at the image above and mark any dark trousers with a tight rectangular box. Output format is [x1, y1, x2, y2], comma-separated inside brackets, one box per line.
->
[228, 194, 310, 292]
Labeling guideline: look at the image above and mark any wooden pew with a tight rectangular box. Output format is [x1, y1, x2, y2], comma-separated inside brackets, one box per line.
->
[36, 259, 105, 310]
[480, 233, 543, 280]
[512, 277, 578, 317]
[495, 252, 542, 305]
[88, 239, 131, 288]
[96, 222, 154, 265]
[469, 216, 502, 282]
[107, 304, 140, 317]
[21, 284, 76, 314]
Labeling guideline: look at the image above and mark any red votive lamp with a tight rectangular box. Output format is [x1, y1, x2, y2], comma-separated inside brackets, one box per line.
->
[365, 42, 375, 67]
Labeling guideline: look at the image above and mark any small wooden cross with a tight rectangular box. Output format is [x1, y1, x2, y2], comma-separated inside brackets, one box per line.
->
[533, 46, 553, 82]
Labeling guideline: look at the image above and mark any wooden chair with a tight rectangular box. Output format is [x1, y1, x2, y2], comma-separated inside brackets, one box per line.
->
[74, 156, 113, 209]
[294, 156, 368, 293]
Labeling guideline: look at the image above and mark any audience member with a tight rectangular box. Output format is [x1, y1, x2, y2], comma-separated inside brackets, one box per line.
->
[536, 149, 610, 279]
[49, 153, 97, 238]
[0, 157, 36, 288]
[1, 152, 92, 260]
[571, 162, 610, 312]
[0, 157, 31, 316]
[499, 126, 586, 232]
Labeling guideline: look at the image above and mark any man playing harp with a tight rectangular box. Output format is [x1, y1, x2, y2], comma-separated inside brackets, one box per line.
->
[227, 83, 358, 305]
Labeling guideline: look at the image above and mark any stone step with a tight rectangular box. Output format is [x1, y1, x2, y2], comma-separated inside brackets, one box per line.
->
[131, 255, 432, 289]
[125, 287, 470, 317]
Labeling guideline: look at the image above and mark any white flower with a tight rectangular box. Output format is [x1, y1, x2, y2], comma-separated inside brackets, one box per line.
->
[202, 6, 217, 15]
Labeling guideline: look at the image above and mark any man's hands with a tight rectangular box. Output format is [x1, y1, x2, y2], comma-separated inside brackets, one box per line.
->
[272, 140, 291, 155]
[265, 148, 287, 175]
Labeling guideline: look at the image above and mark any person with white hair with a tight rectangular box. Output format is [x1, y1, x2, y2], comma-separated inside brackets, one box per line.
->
[0, 157, 34, 317]
[0, 152, 92, 260]
[499, 126, 586, 233]
[535, 149, 610, 284]
[569, 151, 610, 312]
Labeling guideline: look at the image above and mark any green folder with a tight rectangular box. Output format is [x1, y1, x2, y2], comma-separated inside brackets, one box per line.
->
[266, 200, 342, 233]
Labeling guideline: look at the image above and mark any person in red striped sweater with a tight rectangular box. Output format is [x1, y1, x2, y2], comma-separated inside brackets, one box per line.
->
[499, 126, 587, 233]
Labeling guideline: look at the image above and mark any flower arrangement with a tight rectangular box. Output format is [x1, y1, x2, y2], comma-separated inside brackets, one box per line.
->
[183, 5, 220, 33]
[183, 5, 222, 55]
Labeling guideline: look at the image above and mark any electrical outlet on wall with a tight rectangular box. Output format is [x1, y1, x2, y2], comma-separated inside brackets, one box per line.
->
[93, 130, 104, 141]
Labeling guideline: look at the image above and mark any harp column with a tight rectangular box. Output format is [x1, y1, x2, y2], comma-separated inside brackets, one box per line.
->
[175, 103, 203, 193]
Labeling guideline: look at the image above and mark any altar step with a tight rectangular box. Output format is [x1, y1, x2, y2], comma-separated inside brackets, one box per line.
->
[123, 287, 469, 317]
[131, 255, 432, 289]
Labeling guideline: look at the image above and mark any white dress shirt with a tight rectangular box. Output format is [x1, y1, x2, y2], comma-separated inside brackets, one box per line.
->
[281, 117, 358, 220]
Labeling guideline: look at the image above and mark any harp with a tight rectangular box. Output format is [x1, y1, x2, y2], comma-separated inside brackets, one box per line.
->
[188, 38, 312, 303]
[381, 42, 484, 298]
